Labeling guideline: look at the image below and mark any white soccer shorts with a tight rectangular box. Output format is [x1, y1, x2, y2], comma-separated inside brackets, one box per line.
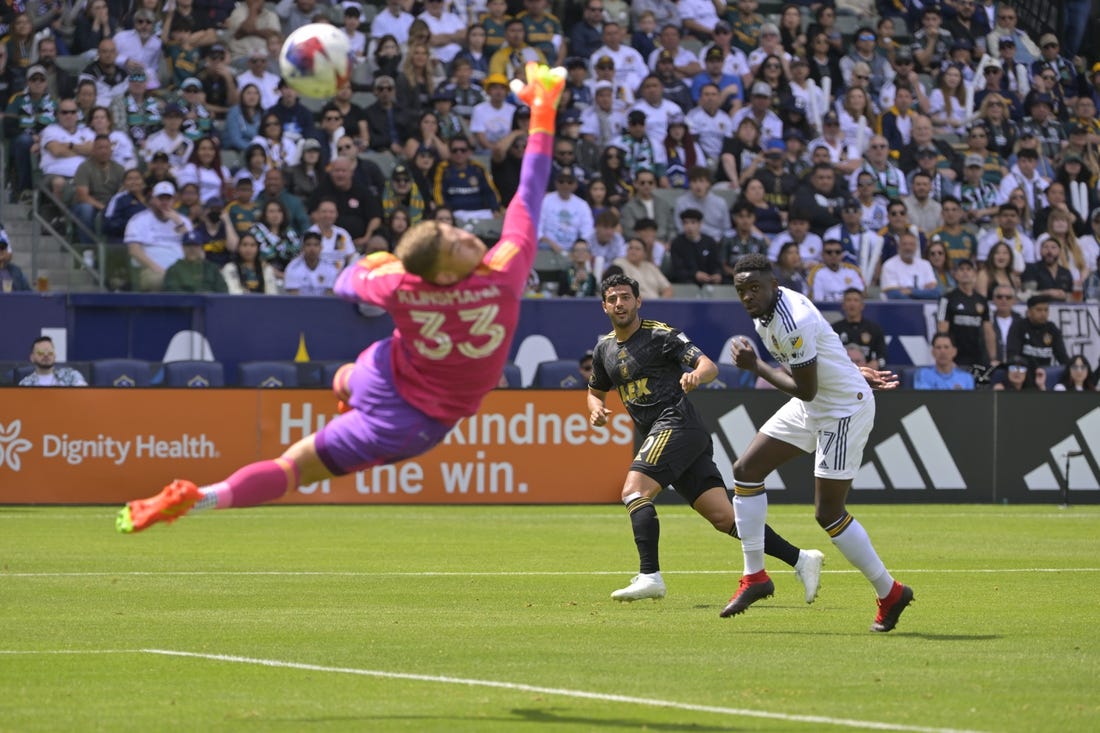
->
[760, 397, 875, 480]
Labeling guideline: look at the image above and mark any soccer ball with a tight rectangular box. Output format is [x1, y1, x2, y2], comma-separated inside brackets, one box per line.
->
[279, 23, 352, 99]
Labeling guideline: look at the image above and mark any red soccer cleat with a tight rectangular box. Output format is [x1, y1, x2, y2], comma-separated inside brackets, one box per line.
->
[871, 581, 914, 632]
[719, 570, 775, 617]
[116, 480, 202, 534]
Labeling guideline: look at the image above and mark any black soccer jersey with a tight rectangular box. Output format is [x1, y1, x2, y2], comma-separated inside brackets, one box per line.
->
[589, 320, 705, 433]
[936, 288, 990, 366]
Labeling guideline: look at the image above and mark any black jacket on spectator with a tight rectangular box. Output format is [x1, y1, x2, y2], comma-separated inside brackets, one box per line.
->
[669, 233, 722, 284]
[1006, 318, 1070, 367]
[364, 102, 408, 153]
[308, 179, 382, 240]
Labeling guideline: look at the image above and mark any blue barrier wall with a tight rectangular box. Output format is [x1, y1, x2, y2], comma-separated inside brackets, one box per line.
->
[1, 293, 1096, 379]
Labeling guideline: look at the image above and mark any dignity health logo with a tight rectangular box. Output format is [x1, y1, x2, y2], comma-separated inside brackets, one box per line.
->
[0, 421, 33, 472]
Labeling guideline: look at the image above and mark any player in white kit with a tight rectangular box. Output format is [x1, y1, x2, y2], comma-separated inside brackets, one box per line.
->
[723, 253, 914, 632]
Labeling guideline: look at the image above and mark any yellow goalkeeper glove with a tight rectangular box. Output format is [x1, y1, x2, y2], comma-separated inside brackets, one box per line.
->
[510, 62, 566, 136]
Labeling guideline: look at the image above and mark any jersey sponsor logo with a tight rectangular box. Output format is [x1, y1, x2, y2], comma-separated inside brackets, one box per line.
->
[1023, 407, 1100, 492]
[617, 377, 652, 403]
[854, 406, 966, 490]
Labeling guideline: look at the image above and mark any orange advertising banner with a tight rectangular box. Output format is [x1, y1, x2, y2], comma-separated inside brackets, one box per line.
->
[0, 390, 632, 504]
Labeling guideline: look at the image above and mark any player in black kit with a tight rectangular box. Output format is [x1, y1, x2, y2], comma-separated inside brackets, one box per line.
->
[586, 274, 825, 605]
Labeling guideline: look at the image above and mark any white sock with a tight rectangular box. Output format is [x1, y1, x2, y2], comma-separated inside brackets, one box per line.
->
[733, 483, 767, 575]
[828, 513, 894, 597]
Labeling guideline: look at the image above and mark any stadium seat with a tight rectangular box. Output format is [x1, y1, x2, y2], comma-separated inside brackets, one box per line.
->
[670, 283, 702, 298]
[92, 359, 152, 387]
[238, 361, 299, 388]
[501, 362, 523, 388]
[1043, 365, 1065, 388]
[713, 188, 739, 211]
[513, 334, 559, 386]
[163, 360, 225, 387]
[12, 365, 33, 383]
[534, 359, 586, 389]
[653, 187, 686, 210]
[899, 366, 920, 389]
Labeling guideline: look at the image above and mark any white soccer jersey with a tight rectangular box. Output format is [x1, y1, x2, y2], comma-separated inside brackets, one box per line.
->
[754, 287, 871, 418]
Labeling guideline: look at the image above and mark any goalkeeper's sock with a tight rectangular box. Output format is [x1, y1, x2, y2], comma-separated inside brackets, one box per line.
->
[826, 512, 894, 597]
[624, 492, 660, 574]
[194, 458, 300, 510]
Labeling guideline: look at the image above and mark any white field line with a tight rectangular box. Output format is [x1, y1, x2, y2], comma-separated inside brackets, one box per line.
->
[121, 648, 988, 733]
[1, 567, 1099, 578]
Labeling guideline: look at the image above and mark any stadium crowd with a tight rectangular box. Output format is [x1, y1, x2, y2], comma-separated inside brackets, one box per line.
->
[1, 0, 1098, 386]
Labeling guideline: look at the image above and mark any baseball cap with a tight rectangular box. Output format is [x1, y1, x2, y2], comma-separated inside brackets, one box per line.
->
[163, 103, 185, 116]
[485, 73, 509, 88]
[668, 112, 686, 127]
[822, 110, 839, 125]
[751, 81, 772, 97]
[783, 128, 805, 142]
[965, 153, 984, 167]
[1064, 152, 1083, 164]
[129, 70, 146, 82]
[679, 208, 703, 221]
[953, 258, 975, 269]
[998, 36, 1016, 47]
[595, 55, 614, 69]
[392, 164, 411, 180]
[431, 88, 455, 102]
[27, 64, 47, 79]
[922, 4, 942, 16]
[203, 196, 224, 208]
[916, 147, 938, 158]
[565, 56, 587, 70]
[705, 46, 723, 62]
[593, 80, 614, 92]
[627, 109, 647, 124]
[181, 77, 202, 90]
[561, 108, 581, 123]
[950, 37, 973, 51]
[302, 230, 322, 242]
[151, 151, 169, 161]
[302, 138, 322, 151]
[209, 43, 226, 55]
[894, 46, 914, 62]
[760, 22, 779, 36]
[1039, 33, 1059, 47]
[764, 138, 785, 152]
[659, 49, 675, 63]
[1028, 93, 1054, 108]
[152, 181, 176, 197]
[1070, 123, 1090, 135]
[714, 20, 731, 34]
[249, 48, 267, 60]
[842, 198, 861, 212]
[515, 105, 531, 117]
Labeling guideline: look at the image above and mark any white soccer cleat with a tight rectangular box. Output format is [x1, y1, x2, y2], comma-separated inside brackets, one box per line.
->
[794, 549, 825, 604]
[611, 572, 666, 602]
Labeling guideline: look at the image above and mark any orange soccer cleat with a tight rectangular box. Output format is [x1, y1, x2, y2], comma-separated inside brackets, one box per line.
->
[116, 479, 203, 534]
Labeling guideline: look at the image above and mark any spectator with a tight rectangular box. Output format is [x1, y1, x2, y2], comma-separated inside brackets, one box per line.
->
[309, 156, 382, 251]
[382, 164, 430, 227]
[221, 231, 279, 294]
[36, 37, 77, 102]
[161, 13, 201, 91]
[555, 239, 598, 297]
[326, 84, 371, 152]
[925, 240, 956, 293]
[469, 74, 516, 152]
[791, 163, 844, 238]
[1053, 355, 1098, 392]
[897, 114, 961, 179]
[880, 231, 939, 299]
[176, 136, 230, 206]
[248, 198, 300, 275]
[39, 98, 96, 215]
[807, 239, 866, 302]
[109, 70, 161, 152]
[283, 230, 338, 296]
[854, 134, 909, 199]
[590, 209, 627, 265]
[773, 240, 807, 294]
[236, 49, 280, 111]
[72, 134, 126, 245]
[6, 65, 57, 203]
[275, 0, 316, 36]
[1023, 237, 1073, 302]
[0, 229, 31, 292]
[142, 104, 192, 170]
[994, 355, 1047, 391]
[722, 201, 768, 279]
[620, 169, 674, 244]
[73, 0, 120, 56]
[669, 208, 722, 285]
[163, 234, 229, 293]
[363, 75, 406, 157]
[114, 8, 162, 91]
[185, 196, 231, 267]
[674, 167, 730, 240]
[18, 337, 87, 386]
[978, 204, 1033, 273]
[225, 0, 281, 60]
[832, 287, 888, 367]
[988, 284, 1023, 363]
[126, 181, 193, 291]
[1006, 294, 1069, 367]
[986, 5, 1040, 66]
[768, 211, 823, 266]
[252, 111, 300, 170]
[266, 80, 316, 147]
[103, 168, 148, 240]
[307, 199, 356, 270]
[371, 0, 414, 45]
[571, 1, 605, 61]
[538, 169, 594, 255]
[662, 115, 705, 189]
[86, 105, 137, 171]
[611, 237, 673, 299]
[396, 43, 444, 127]
[177, 77, 216, 141]
[286, 139, 324, 200]
[431, 136, 500, 226]
[418, 0, 467, 67]
[914, 333, 976, 390]
[686, 82, 736, 166]
[823, 198, 883, 280]
[223, 84, 263, 152]
[196, 44, 239, 120]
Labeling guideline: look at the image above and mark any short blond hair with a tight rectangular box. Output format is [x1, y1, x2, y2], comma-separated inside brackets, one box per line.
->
[395, 220, 444, 279]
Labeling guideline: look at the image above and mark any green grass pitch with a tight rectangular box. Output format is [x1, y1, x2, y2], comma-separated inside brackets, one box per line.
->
[1, 504, 1098, 732]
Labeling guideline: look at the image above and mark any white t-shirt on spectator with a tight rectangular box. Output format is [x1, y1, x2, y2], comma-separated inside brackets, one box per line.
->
[307, 224, 356, 269]
[39, 124, 96, 177]
[469, 100, 516, 148]
[124, 209, 189, 270]
[175, 163, 231, 207]
[588, 45, 648, 92]
[371, 10, 415, 44]
[144, 130, 194, 170]
[236, 70, 282, 111]
[417, 11, 465, 64]
[284, 256, 339, 295]
[538, 192, 595, 251]
[880, 254, 937, 292]
[113, 30, 163, 90]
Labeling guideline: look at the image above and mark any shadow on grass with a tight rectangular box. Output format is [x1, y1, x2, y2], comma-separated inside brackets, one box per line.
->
[274, 709, 742, 730]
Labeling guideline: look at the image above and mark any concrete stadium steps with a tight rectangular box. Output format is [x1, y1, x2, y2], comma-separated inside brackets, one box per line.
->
[5, 201, 100, 292]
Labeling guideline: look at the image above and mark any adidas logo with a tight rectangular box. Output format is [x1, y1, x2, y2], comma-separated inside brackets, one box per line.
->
[855, 406, 965, 490]
[710, 405, 786, 489]
[1023, 407, 1100, 491]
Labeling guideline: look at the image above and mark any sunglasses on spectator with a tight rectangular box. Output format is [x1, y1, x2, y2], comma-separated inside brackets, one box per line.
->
[823, 248, 842, 255]
[1008, 365, 1027, 373]
[325, 114, 343, 121]
[994, 293, 1014, 300]
[338, 144, 355, 151]
[375, 85, 394, 91]
[450, 146, 469, 153]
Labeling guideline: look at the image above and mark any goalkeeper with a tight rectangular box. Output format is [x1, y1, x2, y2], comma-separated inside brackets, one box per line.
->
[118, 64, 567, 533]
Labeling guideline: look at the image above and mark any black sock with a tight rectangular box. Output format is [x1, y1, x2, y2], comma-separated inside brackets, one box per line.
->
[764, 524, 801, 567]
[626, 495, 660, 574]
